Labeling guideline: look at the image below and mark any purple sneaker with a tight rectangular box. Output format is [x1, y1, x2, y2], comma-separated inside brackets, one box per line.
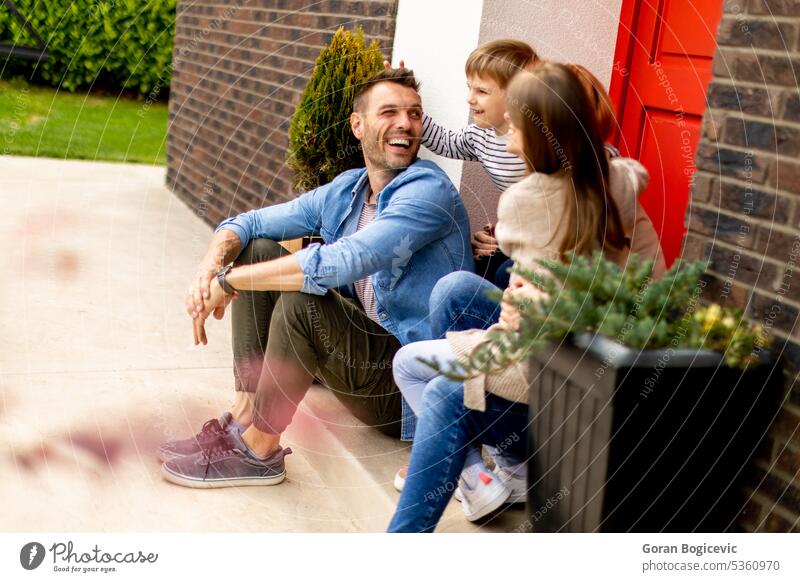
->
[161, 428, 292, 489]
[157, 412, 242, 463]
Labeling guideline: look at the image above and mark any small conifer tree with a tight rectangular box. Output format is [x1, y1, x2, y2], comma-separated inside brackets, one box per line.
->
[287, 27, 383, 192]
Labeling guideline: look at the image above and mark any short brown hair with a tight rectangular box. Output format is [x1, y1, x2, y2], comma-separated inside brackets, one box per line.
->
[353, 67, 420, 112]
[566, 63, 617, 142]
[465, 39, 539, 89]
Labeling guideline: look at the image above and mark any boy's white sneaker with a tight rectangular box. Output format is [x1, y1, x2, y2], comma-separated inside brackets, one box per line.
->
[457, 469, 511, 521]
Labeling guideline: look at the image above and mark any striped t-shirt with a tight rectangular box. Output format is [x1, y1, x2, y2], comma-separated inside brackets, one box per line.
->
[421, 114, 527, 192]
[353, 201, 380, 324]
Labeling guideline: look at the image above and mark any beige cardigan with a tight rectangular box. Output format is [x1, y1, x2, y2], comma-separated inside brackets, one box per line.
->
[448, 157, 665, 411]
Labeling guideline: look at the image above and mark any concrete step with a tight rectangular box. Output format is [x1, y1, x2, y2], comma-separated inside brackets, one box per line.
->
[0, 371, 526, 532]
[0, 371, 364, 532]
[293, 386, 528, 532]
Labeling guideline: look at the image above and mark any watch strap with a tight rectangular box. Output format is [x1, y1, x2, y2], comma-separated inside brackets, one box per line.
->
[216, 264, 236, 294]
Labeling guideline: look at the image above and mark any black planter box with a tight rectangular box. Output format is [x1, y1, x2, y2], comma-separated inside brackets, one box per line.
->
[526, 334, 782, 532]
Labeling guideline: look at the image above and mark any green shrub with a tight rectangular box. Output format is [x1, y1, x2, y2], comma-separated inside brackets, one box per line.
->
[287, 26, 383, 192]
[0, 0, 175, 97]
[425, 253, 770, 376]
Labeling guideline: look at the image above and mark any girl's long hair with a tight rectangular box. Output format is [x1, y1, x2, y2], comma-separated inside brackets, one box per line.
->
[566, 63, 617, 143]
[506, 63, 627, 258]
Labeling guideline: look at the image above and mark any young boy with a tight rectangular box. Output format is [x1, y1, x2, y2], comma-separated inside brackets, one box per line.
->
[407, 39, 539, 287]
[423, 39, 537, 191]
[387, 39, 538, 521]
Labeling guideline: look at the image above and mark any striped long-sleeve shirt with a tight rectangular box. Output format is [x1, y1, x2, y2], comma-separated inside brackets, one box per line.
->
[353, 201, 380, 324]
[421, 114, 528, 192]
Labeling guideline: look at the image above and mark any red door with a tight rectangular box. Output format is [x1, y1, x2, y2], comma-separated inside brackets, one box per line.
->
[611, 0, 724, 266]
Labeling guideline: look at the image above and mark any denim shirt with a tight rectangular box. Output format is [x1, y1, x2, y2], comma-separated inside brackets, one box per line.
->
[215, 159, 475, 440]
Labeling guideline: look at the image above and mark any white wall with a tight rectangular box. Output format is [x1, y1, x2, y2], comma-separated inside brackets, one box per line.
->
[390, 0, 484, 188]
[479, 0, 624, 87]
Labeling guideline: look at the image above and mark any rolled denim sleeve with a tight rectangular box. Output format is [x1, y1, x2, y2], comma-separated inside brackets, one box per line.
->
[293, 171, 459, 295]
[214, 183, 330, 251]
[293, 242, 334, 295]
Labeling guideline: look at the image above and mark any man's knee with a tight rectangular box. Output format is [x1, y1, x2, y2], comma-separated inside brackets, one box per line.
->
[235, 238, 288, 266]
[429, 271, 486, 315]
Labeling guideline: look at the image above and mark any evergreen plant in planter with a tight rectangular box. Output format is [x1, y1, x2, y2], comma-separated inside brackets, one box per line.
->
[286, 26, 383, 192]
[446, 253, 781, 532]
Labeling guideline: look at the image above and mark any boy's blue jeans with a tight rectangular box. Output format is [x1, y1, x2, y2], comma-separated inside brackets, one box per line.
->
[388, 377, 529, 533]
[400, 271, 503, 440]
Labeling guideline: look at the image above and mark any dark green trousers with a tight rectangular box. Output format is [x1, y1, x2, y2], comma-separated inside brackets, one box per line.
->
[231, 238, 402, 437]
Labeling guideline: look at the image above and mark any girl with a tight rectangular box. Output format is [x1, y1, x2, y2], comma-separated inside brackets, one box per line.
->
[567, 62, 666, 276]
[388, 63, 664, 532]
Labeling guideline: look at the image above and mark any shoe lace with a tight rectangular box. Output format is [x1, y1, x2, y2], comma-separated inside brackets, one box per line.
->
[197, 418, 224, 439]
[200, 439, 235, 465]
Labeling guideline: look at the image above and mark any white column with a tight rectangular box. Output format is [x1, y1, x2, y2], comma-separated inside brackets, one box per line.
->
[390, 0, 484, 188]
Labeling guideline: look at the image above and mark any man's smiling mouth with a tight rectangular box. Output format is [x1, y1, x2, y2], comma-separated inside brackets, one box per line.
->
[387, 137, 412, 149]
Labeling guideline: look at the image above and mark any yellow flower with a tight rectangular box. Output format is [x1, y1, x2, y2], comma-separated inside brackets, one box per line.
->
[722, 315, 736, 329]
[703, 304, 722, 331]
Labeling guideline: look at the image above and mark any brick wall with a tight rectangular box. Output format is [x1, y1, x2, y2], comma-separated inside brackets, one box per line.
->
[686, 0, 800, 531]
[166, 0, 398, 228]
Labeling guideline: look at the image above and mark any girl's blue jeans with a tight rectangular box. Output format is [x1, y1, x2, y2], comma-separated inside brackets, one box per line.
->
[387, 376, 529, 533]
[400, 271, 503, 441]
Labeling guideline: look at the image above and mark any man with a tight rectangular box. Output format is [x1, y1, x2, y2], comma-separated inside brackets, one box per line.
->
[159, 68, 474, 488]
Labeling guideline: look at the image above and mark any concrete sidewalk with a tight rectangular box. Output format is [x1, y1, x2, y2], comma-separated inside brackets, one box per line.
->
[0, 156, 525, 532]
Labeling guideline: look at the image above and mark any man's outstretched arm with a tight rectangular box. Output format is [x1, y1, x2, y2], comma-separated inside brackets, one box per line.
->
[225, 254, 304, 292]
[187, 177, 334, 317]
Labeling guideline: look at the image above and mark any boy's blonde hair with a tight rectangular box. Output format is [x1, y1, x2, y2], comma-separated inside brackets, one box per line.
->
[465, 39, 539, 89]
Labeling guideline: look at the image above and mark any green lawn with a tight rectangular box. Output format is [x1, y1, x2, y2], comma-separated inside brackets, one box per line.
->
[0, 79, 168, 164]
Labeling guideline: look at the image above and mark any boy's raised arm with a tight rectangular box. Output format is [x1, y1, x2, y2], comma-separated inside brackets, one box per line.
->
[421, 113, 480, 161]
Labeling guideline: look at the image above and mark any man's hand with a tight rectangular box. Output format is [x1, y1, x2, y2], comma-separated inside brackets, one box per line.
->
[192, 277, 236, 346]
[186, 258, 223, 319]
[472, 224, 498, 259]
[186, 229, 242, 342]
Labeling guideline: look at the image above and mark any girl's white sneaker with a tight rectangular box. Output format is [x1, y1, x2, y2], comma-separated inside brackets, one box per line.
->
[457, 469, 511, 522]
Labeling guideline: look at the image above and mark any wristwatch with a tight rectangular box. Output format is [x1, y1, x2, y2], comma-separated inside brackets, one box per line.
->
[216, 263, 237, 294]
